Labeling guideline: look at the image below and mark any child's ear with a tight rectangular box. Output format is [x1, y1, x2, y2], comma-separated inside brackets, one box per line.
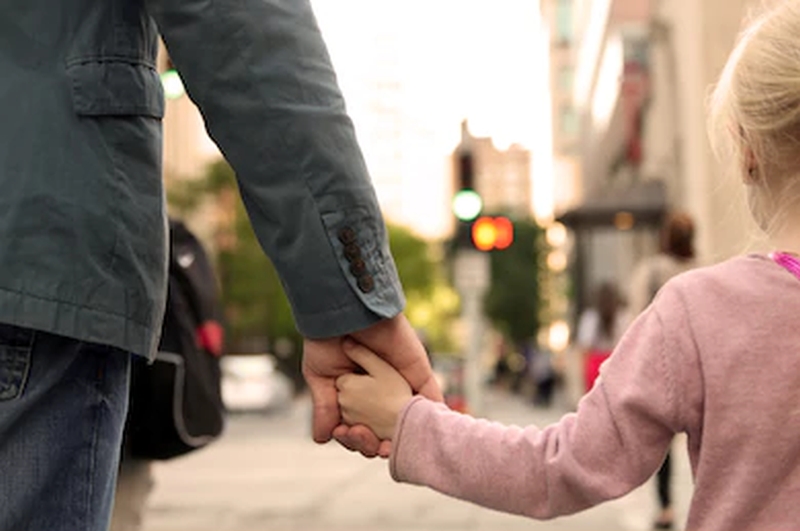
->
[743, 145, 760, 185]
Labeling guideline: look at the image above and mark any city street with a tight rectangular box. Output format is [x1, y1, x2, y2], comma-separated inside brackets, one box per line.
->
[142, 387, 693, 531]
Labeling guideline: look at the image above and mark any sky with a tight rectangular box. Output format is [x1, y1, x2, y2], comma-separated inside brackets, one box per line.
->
[311, 0, 553, 237]
[314, 0, 543, 148]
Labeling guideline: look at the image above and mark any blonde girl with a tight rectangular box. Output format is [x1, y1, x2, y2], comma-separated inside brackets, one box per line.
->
[335, 3, 800, 530]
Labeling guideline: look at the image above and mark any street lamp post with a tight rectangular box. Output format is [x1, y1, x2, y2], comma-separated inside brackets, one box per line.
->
[453, 250, 490, 416]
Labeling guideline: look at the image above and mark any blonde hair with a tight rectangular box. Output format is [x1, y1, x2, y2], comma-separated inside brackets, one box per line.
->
[708, 1, 800, 235]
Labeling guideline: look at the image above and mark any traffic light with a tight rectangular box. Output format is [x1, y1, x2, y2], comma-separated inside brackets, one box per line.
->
[471, 216, 514, 251]
[453, 189, 482, 222]
[452, 150, 482, 222]
[457, 149, 475, 189]
[450, 148, 513, 252]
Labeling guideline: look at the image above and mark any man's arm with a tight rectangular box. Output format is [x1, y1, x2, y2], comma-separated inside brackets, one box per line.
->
[146, 0, 403, 338]
[145, 0, 442, 452]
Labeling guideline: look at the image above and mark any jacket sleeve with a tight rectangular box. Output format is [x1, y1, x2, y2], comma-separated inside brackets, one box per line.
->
[390, 285, 692, 519]
[144, 0, 405, 338]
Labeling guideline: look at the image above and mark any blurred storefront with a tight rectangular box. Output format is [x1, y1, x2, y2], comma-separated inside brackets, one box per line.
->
[545, 0, 759, 323]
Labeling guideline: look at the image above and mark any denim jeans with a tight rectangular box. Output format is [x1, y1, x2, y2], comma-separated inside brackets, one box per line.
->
[0, 323, 131, 531]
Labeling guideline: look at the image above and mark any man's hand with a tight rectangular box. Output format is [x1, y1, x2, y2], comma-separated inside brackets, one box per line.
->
[303, 335, 388, 458]
[302, 336, 353, 441]
[302, 313, 443, 458]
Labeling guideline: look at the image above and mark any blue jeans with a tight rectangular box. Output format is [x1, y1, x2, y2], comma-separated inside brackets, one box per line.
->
[0, 323, 131, 531]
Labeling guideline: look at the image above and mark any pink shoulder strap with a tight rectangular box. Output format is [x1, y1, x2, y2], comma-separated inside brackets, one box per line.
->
[770, 252, 800, 281]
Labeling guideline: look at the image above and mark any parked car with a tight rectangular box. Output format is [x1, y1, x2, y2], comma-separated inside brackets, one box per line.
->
[220, 354, 293, 413]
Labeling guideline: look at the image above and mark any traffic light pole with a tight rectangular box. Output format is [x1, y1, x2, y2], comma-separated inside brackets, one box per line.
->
[453, 249, 490, 417]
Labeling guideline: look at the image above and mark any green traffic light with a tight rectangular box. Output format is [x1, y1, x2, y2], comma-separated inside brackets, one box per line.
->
[452, 189, 483, 221]
[161, 69, 185, 100]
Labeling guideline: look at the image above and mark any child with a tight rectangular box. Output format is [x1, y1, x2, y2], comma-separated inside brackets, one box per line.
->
[335, 3, 800, 530]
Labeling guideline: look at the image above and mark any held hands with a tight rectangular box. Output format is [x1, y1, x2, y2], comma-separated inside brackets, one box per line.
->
[335, 339, 413, 441]
[302, 314, 442, 458]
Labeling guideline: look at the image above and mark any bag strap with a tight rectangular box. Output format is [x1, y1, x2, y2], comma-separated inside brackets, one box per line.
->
[770, 251, 800, 281]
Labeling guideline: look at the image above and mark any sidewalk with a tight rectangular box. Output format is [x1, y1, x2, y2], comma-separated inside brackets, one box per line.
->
[142, 388, 692, 531]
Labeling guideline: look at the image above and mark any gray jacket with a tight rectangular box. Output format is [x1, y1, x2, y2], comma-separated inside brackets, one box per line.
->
[0, 0, 404, 358]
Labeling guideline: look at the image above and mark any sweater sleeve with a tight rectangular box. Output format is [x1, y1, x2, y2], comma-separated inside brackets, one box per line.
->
[390, 289, 686, 519]
[629, 258, 654, 316]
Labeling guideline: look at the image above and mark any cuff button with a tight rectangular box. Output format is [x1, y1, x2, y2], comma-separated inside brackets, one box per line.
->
[357, 274, 375, 293]
[338, 227, 357, 244]
[343, 242, 362, 261]
[349, 258, 367, 276]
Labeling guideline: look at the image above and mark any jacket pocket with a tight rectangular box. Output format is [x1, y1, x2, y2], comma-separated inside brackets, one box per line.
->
[0, 324, 34, 401]
[66, 59, 165, 118]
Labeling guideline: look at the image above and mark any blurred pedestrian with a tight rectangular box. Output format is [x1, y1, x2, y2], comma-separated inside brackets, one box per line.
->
[0, 2, 440, 529]
[630, 212, 698, 318]
[575, 281, 631, 393]
[630, 212, 698, 530]
[528, 344, 558, 407]
[334, 4, 800, 529]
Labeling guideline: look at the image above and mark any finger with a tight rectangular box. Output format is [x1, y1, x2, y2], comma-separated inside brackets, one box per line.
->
[303, 370, 340, 444]
[342, 339, 399, 380]
[331, 425, 359, 453]
[335, 373, 355, 392]
[333, 424, 380, 458]
[415, 374, 445, 402]
[378, 439, 392, 459]
[350, 315, 442, 401]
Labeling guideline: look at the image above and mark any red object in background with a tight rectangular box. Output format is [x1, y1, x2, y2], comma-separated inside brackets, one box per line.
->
[196, 320, 224, 357]
[445, 394, 469, 414]
[584, 349, 611, 392]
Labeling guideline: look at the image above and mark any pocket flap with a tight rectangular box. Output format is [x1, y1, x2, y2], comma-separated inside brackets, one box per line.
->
[67, 60, 165, 118]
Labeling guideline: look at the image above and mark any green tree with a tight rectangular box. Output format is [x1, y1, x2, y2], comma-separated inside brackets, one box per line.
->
[483, 217, 549, 346]
[387, 224, 435, 295]
[387, 225, 458, 354]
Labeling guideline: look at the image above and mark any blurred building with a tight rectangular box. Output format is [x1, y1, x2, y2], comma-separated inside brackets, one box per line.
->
[645, 0, 759, 260]
[544, 0, 759, 319]
[157, 48, 224, 252]
[157, 15, 451, 241]
[542, 0, 582, 215]
[351, 22, 406, 226]
[451, 121, 532, 222]
[157, 50, 220, 190]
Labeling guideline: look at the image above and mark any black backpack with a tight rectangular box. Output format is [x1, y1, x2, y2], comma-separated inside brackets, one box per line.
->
[124, 218, 226, 460]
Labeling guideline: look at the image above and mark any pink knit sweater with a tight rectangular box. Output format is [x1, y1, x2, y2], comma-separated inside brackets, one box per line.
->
[390, 255, 800, 531]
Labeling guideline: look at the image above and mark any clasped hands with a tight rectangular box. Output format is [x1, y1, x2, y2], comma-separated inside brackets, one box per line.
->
[302, 314, 442, 458]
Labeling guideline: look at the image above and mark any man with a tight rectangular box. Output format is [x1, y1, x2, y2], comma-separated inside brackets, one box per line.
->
[0, 2, 441, 530]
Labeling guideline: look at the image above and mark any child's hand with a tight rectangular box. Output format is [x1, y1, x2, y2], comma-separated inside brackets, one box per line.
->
[336, 339, 413, 441]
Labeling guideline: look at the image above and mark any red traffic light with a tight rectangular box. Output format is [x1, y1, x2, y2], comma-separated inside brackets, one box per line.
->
[471, 216, 514, 251]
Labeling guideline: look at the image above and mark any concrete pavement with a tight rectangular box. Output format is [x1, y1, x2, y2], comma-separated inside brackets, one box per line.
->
[141, 388, 693, 531]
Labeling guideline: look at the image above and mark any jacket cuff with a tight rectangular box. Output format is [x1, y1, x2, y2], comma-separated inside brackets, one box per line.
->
[293, 296, 403, 339]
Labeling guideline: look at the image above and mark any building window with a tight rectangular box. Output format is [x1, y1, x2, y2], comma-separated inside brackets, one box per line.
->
[555, 0, 573, 45]
[560, 105, 578, 137]
[558, 67, 573, 93]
